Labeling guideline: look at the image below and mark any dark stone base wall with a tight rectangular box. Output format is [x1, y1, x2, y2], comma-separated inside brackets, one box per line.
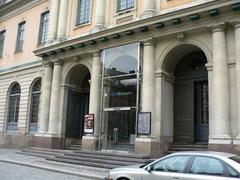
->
[209, 144, 240, 155]
[0, 133, 64, 149]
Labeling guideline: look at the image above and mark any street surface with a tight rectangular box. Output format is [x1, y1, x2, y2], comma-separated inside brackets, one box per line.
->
[0, 162, 92, 180]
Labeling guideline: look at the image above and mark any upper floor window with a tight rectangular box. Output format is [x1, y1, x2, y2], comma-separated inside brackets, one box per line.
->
[29, 79, 41, 133]
[76, 0, 91, 25]
[7, 83, 21, 131]
[15, 21, 25, 52]
[0, 30, 6, 58]
[117, 0, 135, 12]
[38, 11, 49, 44]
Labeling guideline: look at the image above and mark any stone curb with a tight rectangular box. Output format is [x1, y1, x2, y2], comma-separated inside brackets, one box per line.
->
[0, 158, 103, 180]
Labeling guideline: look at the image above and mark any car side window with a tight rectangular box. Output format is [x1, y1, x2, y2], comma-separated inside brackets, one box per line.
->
[226, 165, 239, 178]
[152, 156, 190, 173]
[190, 156, 224, 176]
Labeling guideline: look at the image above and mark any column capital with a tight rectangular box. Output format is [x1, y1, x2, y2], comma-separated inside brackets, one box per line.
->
[142, 38, 155, 46]
[233, 21, 240, 29]
[211, 24, 226, 33]
[53, 60, 62, 66]
[43, 61, 52, 67]
[92, 50, 101, 58]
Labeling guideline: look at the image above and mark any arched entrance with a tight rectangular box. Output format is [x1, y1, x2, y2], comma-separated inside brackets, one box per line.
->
[65, 65, 90, 140]
[174, 51, 208, 143]
[161, 44, 209, 144]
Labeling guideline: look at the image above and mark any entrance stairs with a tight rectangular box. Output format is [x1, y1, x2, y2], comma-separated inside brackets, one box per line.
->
[17, 147, 73, 158]
[166, 143, 208, 154]
[19, 147, 153, 169]
[46, 150, 153, 169]
[65, 139, 82, 150]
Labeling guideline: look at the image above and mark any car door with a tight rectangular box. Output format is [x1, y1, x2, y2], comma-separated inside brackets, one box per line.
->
[142, 155, 191, 180]
[184, 156, 229, 180]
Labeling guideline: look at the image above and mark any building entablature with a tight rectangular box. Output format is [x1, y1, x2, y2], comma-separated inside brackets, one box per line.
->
[34, 0, 240, 60]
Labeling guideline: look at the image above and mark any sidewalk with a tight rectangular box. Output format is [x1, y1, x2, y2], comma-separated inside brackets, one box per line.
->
[0, 148, 108, 180]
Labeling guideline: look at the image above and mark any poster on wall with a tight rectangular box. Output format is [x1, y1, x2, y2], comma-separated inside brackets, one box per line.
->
[137, 112, 151, 135]
[84, 114, 94, 133]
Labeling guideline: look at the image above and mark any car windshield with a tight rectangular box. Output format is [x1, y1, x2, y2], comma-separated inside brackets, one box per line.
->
[230, 156, 240, 164]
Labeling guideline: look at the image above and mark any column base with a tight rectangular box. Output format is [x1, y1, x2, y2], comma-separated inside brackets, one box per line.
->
[81, 135, 96, 151]
[140, 10, 156, 19]
[135, 136, 163, 157]
[209, 135, 232, 144]
[90, 25, 105, 33]
[233, 135, 240, 144]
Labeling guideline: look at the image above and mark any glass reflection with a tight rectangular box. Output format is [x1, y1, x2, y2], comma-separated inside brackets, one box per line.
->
[103, 43, 138, 77]
[103, 74, 137, 108]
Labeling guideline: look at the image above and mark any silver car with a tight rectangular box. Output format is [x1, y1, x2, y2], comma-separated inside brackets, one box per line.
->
[105, 151, 240, 180]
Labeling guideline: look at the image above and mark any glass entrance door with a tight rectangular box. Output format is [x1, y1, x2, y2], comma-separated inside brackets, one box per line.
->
[100, 43, 140, 151]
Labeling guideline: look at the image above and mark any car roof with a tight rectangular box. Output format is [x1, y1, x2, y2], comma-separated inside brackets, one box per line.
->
[166, 151, 236, 158]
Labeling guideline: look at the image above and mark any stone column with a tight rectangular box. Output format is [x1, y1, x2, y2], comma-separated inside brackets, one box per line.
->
[82, 51, 102, 151]
[135, 39, 156, 156]
[48, 61, 62, 135]
[48, 0, 60, 42]
[142, 39, 155, 116]
[142, 0, 156, 18]
[234, 22, 240, 143]
[38, 63, 53, 133]
[210, 25, 231, 144]
[89, 51, 102, 136]
[57, 0, 69, 41]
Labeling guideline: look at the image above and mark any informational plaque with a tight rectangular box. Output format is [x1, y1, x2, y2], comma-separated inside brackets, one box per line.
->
[137, 112, 151, 135]
[84, 114, 94, 133]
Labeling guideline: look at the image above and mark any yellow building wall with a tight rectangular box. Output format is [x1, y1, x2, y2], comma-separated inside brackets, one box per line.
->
[0, 1, 50, 67]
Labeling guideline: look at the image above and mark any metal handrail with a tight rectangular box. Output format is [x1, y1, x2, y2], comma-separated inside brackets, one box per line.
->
[91, 134, 106, 151]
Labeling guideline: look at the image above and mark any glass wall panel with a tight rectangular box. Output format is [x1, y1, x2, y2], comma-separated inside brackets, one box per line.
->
[101, 43, 139, 150]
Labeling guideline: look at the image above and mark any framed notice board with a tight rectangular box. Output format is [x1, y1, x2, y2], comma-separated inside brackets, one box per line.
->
[137, 112, 151, 135]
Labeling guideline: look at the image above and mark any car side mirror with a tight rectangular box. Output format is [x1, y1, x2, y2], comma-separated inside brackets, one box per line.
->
[146, 165, 153, 172]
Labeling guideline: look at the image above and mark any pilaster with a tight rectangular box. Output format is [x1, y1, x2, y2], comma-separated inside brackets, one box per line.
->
[57, 0, 69, 41]
[48, 0, 60, 42]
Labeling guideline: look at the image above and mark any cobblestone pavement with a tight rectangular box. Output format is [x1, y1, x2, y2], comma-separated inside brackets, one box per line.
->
[0, 148, 108, 180]
[0, 162, 92, 180]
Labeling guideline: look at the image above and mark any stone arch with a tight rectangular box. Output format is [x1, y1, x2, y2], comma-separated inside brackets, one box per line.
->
[157, 40, 212, 73]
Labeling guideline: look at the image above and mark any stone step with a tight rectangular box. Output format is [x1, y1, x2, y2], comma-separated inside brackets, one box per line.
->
[73, 150, 150, 159]
[166, 144, 208, 155]
[18, 147, 72, 158]
[52, 154, 139, 166]
[46, 157, 119, 169]
[47, 150, 153, 169]
[62, 152, 152, 164]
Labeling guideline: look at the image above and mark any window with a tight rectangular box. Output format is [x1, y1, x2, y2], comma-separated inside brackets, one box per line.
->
[38, 11, 49, 44]
[29, 79, 41, 132]
[7, 83, 21, 131]
[190, 156, 224, 176]
[117, 0, 135, 12]
[15, 21, 25, 52]
[0, 30, 5, 57]
[152, 156, 190, 173]
[76, 0, 91, 25]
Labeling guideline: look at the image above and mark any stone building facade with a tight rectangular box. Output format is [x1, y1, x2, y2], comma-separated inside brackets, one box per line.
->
[0, 0, 240, 157]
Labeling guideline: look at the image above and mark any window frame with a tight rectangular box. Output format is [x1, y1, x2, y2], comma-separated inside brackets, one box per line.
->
[28, 79, 41, 133]
[6, 83, 21, 132]
[76, 0, 92, 26]
[0, 30, 6, 58]
[15, 21, 26, 52]
[38, 11, 49, 45]
[148, 155, 192, 173]
[187, 155, 229, 177]
[117, 0, 135, 12]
